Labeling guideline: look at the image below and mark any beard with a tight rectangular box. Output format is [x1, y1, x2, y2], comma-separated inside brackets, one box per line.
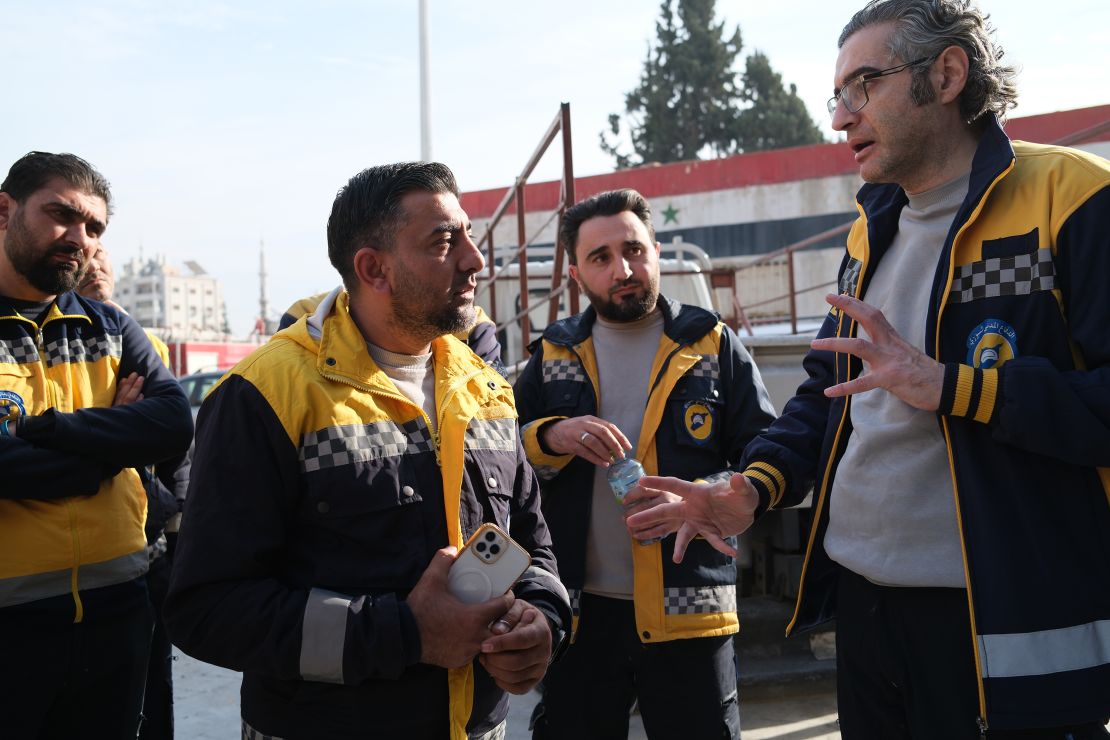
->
[581, 273, 660, 322]
[4, 209, 87, 296]
[389, 259, 475, 345]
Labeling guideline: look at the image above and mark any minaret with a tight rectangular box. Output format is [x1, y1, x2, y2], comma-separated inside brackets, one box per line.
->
[259, 239, 270, 335]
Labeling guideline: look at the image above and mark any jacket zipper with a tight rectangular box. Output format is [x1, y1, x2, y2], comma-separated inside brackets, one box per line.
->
[35, 319, 86, 623]
[932, 159, 1015, 732]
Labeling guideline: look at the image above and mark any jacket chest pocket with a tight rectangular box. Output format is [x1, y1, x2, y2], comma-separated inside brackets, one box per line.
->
[540, 377, 589, 417]
[461, 453, 517, 539]
[302, 460, 434, 578]
[666, 377, 724, 453]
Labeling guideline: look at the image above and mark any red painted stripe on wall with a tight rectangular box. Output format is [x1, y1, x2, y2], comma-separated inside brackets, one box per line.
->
[460, 105, 1110, 219]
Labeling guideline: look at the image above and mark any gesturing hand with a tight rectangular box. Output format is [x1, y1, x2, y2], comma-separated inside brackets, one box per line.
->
[624, 474, 758, 563]
[406, 547, 515, 669]
[812, 294, 944, 411]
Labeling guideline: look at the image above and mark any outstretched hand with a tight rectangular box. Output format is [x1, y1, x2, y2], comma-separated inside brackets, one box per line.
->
[812, 294, 944, 411]
[624, 474, 758, 563]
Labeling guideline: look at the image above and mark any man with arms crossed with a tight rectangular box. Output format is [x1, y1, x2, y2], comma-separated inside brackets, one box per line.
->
[629, 2, 1110, 737]
[0, 151, 193, 737]
[514, 189, 775, 739]
[165, 161, 571, 740]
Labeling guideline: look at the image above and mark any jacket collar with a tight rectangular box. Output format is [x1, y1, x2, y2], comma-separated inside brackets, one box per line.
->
[534, 294, 718, 351]
[1, 291, 93, 325]
[290, 289, 492, 392]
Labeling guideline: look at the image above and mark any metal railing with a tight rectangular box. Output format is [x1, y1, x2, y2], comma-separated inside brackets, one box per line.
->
[473, 103, 577, 356]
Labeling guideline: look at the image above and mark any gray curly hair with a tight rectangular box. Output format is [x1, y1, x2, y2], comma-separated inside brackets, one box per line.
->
[839, 0, 1018, 122]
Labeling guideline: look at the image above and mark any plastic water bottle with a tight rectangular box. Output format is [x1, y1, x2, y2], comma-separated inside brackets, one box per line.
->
[607, 457, 663, 546]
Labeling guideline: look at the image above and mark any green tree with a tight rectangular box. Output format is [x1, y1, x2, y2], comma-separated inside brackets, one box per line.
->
[601, 0, 824, 168]
[734, 51, 825, 152]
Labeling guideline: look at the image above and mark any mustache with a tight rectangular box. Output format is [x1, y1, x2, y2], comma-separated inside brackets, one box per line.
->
[46, 243, 85, 263]
[608, 278, 642, 296]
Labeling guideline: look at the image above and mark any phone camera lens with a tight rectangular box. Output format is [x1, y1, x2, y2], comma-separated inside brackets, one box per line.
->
[485, 531, 496, 542]
[476, 542, 487, 552]
[489, 544, 501, 555]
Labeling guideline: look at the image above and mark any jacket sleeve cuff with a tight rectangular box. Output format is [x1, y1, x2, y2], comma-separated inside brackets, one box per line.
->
[938, 363, 1000, 424]
[521, 417, 572, 479]
[741, 461, 788, 513]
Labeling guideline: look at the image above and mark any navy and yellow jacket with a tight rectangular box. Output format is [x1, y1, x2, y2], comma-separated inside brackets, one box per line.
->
[741, 117, 1110, 730]
[0, 291, 192, 624]
[280, 288, 505, 374]
[165, 290, 570, 740]
[514, 296, 776, 643]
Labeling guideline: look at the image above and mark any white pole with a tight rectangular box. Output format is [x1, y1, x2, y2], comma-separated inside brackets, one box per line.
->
[419, 0, 432, 161]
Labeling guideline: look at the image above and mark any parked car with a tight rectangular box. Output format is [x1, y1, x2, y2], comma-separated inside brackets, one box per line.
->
[177, 370, 226, 420]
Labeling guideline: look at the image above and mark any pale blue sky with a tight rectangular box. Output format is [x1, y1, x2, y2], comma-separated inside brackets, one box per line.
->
[3, 0, 1107, 334]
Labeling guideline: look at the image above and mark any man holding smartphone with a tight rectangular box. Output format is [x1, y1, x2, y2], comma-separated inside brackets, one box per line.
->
[165, 162, 571, 740]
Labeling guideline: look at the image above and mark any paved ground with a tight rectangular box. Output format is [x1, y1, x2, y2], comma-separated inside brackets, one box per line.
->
[173, 648, 841, 739]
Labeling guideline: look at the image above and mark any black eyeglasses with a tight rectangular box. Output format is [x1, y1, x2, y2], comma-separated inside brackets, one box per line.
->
[826, 56, 937, 117]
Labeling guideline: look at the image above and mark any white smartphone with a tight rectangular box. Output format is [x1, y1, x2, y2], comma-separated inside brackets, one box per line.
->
[447, 523, 531, 605]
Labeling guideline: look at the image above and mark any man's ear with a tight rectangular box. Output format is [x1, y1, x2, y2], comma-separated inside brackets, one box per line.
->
[568, 263, 581, 289]
[352, 246, 391, 295]
[934, 44, 970, 105]
[0, 193, 13, 232]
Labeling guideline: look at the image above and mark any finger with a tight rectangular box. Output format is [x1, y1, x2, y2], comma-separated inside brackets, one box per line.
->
[425, 546, 459, 581]
[703, 533, 738, 558]
[489, 600, 527, 635]
[637, 475, 699, 499]
[823, 375, 880, 398]
[473, 591, 516, 626]
[673, 522, 698, 563]
[482, 610, 542, 653]
[625, 500, 685, 530]
[629, 521, 675, 541]
[811, 337, 875, 359]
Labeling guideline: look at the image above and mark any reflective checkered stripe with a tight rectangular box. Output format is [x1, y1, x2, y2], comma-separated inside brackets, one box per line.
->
[948, 248, 1056, 304]
[0, 336, 38, 365]
[299, 418, 434, 473]
[685, 355, 719, 380]
[568, 588, 582, 619]
[662, 585, 737, 616]
[42, 332, 123, 367]
[241, 719, 285, 740]
[541, 358, 586, 384]
[839, 257, 864, 297]
[465, 417, 516, 452]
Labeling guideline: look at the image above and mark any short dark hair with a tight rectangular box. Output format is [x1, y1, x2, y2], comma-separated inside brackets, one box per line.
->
[1, 151, 113, 216]
[560, 189, 655, 265]
[839, 0, 1018, 123]
[326, 161, 460, 289]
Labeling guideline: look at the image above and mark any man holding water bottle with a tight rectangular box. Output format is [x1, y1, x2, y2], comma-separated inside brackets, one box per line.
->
[513, 189, 776, 739]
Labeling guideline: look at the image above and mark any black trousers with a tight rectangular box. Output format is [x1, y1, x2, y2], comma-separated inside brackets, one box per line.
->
[140, 552, 174, 740]
[533, 592, 740, 740]
[0, 601, 154, 740]
[836, 566, 1109, 740]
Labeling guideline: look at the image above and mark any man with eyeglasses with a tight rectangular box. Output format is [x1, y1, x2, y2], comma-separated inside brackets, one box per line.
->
[626, 1, 1110, 737]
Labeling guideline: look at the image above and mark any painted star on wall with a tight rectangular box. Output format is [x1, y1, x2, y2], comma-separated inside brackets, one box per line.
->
[661, 204, 680, 225]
